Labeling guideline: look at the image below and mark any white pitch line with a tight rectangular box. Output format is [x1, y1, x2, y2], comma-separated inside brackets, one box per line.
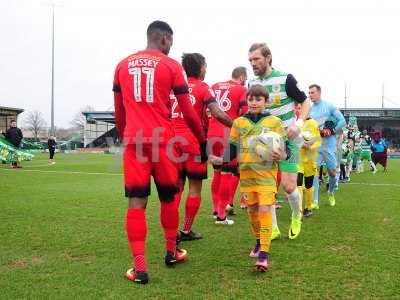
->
[22, 164, 57, 168]
[346, 182, 400, 187]
[0, 168, 122, 176]
[1, 168, 399, 186]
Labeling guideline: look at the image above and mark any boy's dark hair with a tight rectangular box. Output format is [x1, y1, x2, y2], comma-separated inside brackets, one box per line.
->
[181, 53, 205, 78]
[247, 84, 269, 100]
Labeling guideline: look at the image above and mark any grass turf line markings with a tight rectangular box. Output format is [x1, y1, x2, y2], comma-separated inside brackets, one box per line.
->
[0, 168, 122, 176]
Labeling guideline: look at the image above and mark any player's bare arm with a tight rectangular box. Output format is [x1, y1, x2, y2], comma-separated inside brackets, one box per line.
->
[207, 101, 233, 127]
[113, 91, 126, 139]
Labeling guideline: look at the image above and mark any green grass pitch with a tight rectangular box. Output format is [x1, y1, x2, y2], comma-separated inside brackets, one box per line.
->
[1, 153, 399, 299]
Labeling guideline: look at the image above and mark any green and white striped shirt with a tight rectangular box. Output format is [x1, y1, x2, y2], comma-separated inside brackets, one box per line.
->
[249, 69, 306, 128]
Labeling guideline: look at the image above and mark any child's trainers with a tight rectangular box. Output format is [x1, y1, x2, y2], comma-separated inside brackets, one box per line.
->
[249, 243, 260, 258]
[255, 251, 269, 272]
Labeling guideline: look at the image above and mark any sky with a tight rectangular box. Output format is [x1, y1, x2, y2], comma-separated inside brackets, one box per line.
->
[1, 0, 400, 128]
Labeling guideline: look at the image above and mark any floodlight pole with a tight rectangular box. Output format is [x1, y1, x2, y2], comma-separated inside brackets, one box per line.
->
[381, 84, 384, 109]
[50, 2, 55, 136]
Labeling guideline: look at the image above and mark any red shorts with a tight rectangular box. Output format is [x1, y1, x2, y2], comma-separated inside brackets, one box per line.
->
[209, 138, 225, 157]
[123, 144, 180, 201]
[175, 144, 207, 180]
[208, 137, 238, 175]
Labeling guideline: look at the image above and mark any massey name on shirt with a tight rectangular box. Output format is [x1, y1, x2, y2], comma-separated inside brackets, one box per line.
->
[128, 58, 159, 68]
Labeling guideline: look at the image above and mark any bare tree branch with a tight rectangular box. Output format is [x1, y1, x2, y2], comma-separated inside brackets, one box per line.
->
[24, 111, 47, 140]
[70, 106, 95, 132]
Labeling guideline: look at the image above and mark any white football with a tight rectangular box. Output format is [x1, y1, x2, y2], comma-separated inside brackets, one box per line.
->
[301, 130, 315, 145]
[249, 131, 284, 162]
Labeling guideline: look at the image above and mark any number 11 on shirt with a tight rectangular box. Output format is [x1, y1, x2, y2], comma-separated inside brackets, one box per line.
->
[129, 67, 155, 102]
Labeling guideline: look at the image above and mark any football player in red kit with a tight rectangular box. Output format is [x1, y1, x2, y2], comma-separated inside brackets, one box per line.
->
[113, 21, 207, 284]
[171, 53, 232, 241]
[207, 67, 248, 224]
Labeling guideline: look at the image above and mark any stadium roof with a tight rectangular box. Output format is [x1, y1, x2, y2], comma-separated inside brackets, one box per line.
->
[0, 106, 24, 116]
[340, 108, 400, 111]
[340, 108, 400, 119]
[82, 108, 400, 123]
[82, 111, 115, 124]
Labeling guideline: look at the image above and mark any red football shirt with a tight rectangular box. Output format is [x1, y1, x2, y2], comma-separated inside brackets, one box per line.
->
[171, 77, 215, 147]
[113, 49, 190, 144]
[207, 80, 247, 138]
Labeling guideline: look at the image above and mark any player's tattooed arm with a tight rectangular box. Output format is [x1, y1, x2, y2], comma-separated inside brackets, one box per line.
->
[207, 102, 233, 127]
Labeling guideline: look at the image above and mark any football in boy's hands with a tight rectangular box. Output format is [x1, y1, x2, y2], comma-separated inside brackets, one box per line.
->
[249, 131, 285, 162]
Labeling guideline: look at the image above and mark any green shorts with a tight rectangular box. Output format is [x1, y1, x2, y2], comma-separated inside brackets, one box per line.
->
[353, 150, 361, 159]
[278, 139, 299, 173]
[361, 151, 371, 161]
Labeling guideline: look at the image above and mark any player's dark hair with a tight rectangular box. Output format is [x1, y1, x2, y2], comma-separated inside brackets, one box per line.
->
[249, 43, 272, 65]
[232, 66, 247, 79]
[10, 120, 16, 123]
[247, 84, 269, 100]
[309, 84, 321, 92]
[147, 21, 173, 39]
[181, 53, 205, 78]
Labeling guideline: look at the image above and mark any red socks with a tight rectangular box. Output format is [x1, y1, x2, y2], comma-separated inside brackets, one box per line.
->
[217, 173, 232, 219]
[126, 208, 147, 272]
[211, 171, 221, 213]
[183, 196, 201, 232]
[173, 189, 183, 208]
[229, 175, 239, 206]
[160, 200, 179, 254]
[126, 199, 180, 271]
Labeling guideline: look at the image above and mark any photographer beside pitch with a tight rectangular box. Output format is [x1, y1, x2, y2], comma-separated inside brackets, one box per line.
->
[210, 85, 287, 272]
[2, 120, 23, 168]
[47, 136, 57, 165]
